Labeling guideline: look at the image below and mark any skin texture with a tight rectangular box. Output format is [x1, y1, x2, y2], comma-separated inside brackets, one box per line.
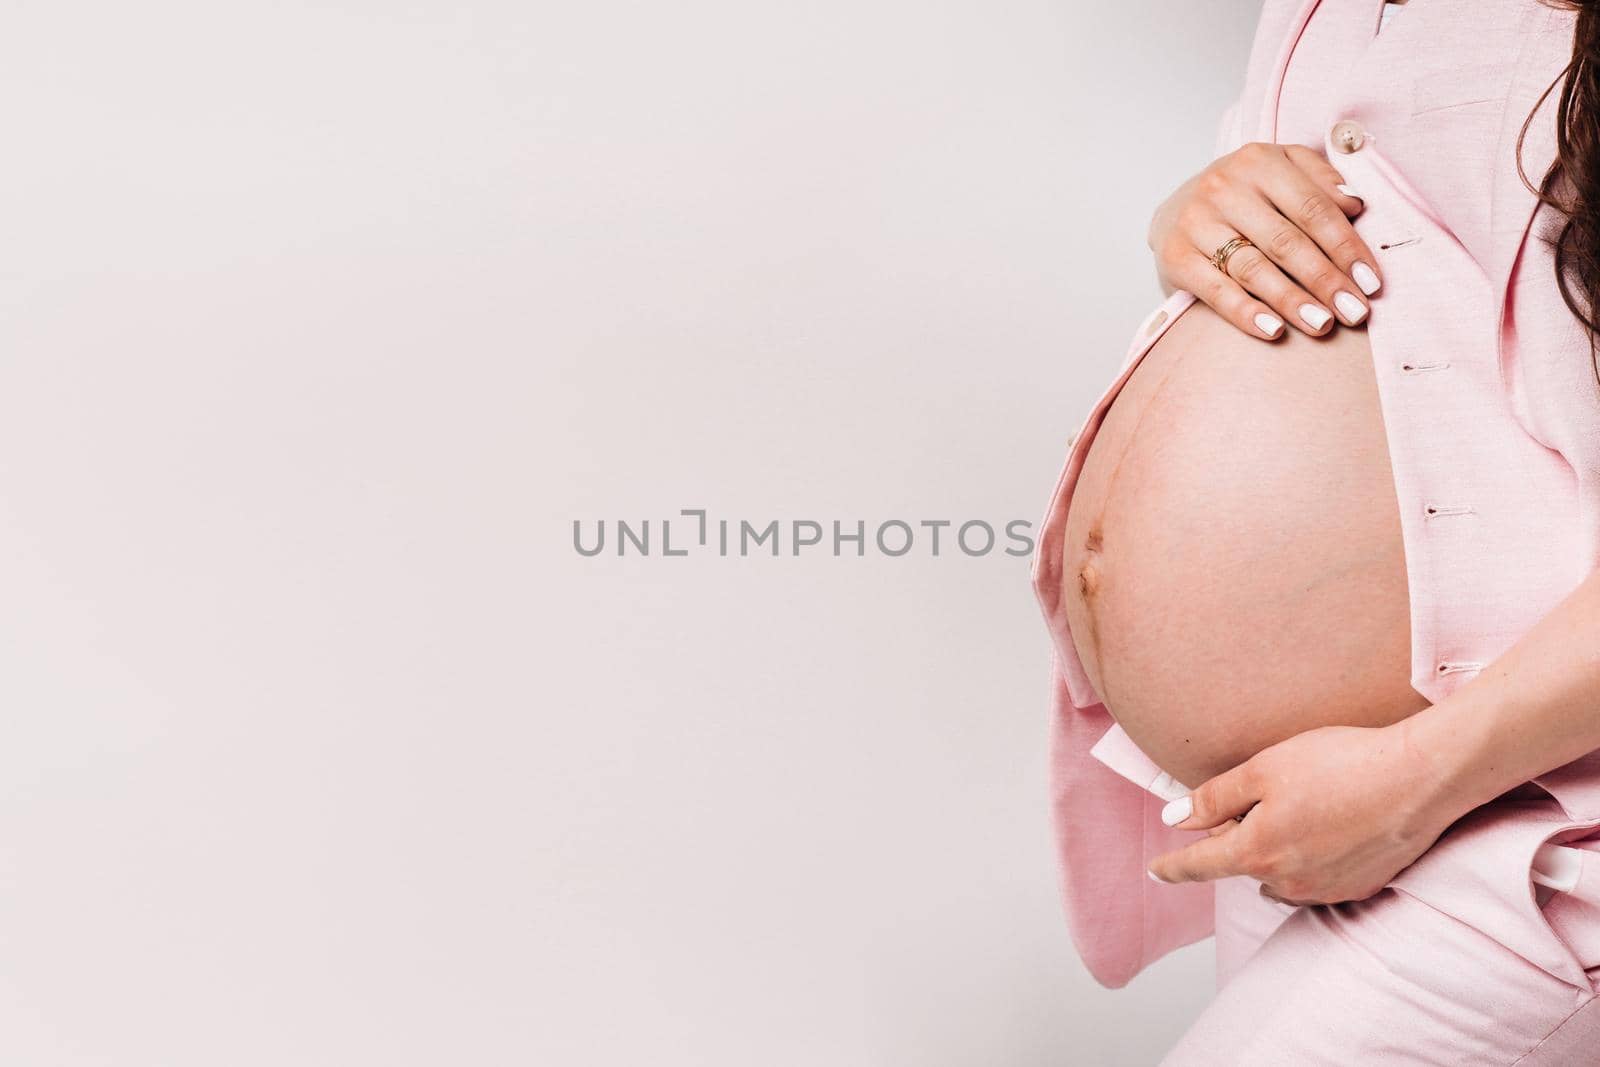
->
[1060, 298, 1428, 789]
[1126, 140, 1600, 907]
[1150, 561, 1600, 906]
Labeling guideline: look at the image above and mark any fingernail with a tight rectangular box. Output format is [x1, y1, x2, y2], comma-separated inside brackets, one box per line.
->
[1298, 303, 1332, 330]
[1161, 796, 1192, 827]
[1334, 290, 1368, 324]
[1352, 261, 1381, 295]
[1336, 183, 1362, 201]
[1253, 312, 1284, 338]
[1148, 869, 1168, 883]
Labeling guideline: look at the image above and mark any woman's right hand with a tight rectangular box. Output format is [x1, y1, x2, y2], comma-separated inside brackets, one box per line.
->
[1148, 142, 1383, 340]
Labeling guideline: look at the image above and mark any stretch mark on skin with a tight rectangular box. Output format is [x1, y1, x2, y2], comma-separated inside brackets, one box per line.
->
[1067, 325, 1208, 714]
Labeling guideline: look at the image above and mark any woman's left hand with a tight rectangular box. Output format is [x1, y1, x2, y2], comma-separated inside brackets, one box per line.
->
[1147, 722, 1461, 905]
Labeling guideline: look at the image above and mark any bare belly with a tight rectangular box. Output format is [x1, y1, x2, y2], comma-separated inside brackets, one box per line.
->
[1060, 300, 1429, 787]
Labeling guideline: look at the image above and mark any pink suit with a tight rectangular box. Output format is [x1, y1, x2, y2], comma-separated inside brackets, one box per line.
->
[1032, 0, 1600, 1060]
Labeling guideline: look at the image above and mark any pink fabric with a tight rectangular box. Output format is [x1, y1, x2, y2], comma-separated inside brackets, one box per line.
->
[1163, 853, 1600, 1065]
[1030, 0, 1600, 1009]
[1091, 765, 1600, 1063]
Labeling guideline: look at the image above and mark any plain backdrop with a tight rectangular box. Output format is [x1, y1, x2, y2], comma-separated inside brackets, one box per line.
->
[0, 1, 1259, 1063]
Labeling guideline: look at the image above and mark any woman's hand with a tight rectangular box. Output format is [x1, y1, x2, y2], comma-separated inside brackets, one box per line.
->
[1150, 142, 1383, 341]
[1146, 723, 1458, 906]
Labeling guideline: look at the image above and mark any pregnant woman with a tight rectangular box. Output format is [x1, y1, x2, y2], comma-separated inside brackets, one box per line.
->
[1032, 0, 1600, 1061]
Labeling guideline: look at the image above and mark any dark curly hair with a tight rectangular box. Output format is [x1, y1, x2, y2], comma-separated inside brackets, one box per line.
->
[1531, 3, 1600, 385]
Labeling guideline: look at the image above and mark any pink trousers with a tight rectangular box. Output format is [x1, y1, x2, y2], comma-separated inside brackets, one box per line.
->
[1160, 789, 1600, 1064]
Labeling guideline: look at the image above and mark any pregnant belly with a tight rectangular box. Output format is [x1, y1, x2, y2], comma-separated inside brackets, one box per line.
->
[1061, 300, 1430, 788]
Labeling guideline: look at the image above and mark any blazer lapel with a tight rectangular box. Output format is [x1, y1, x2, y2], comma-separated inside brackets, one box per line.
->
[1253, 0, 1326, 140]
[1250, 0, 1573, 308]
[1487, 4, 1577, 308]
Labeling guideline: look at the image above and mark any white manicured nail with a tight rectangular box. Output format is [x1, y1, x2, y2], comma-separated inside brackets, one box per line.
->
[1299, 303, 1332, 330]
[1161, 796, 1193, 826]
[1352, 261, 1381, 295]
[1336, 183, 1362, 200]
[1253, 312, 1284, 338]
[1148, 869, 1168, 883]
[1334, 290, 1367, 324]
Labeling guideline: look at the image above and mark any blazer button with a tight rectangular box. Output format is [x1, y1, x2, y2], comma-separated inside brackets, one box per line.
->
[1331, 119, 1367, 154]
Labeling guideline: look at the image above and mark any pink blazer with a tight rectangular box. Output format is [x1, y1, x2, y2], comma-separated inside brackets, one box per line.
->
[1032, 0, 1600, 991]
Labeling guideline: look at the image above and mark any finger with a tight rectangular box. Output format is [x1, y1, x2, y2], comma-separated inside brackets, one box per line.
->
[1148, 824, 1249, 885]
[1257, 153, 1383, 306]
[1193, 218, 1335, 337]
[1282, 144, 1366, 219]
[1160, 759, 1263, 830]
[1220, 186, 1372, 328]
[1162, 246, 1287, 341]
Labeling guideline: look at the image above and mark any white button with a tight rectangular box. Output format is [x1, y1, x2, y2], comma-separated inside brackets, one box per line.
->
[1331, 119, 1367, 154]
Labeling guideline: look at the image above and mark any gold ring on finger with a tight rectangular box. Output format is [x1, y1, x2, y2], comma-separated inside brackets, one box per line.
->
[1210, 235, 1254, 275]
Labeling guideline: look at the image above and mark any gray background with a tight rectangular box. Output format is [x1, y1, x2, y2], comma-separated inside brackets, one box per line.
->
[0, 1, 1257, 1063]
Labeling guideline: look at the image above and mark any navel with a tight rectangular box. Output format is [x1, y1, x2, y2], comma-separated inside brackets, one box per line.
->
[1078, 559, 1101, 599]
